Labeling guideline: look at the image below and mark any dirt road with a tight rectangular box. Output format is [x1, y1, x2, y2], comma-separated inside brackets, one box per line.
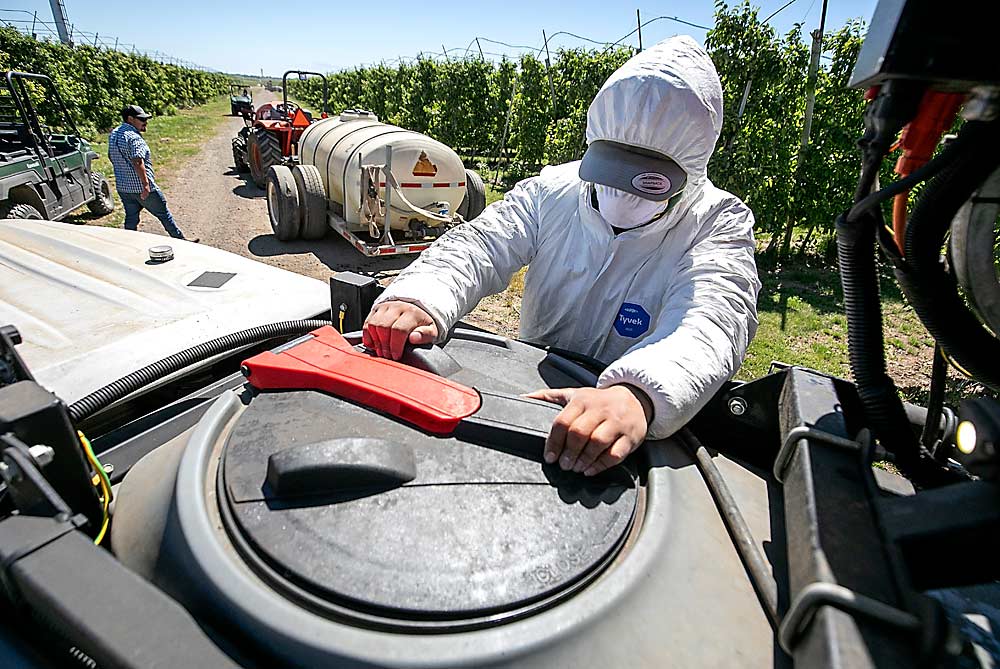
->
[159, 90, 414, 282]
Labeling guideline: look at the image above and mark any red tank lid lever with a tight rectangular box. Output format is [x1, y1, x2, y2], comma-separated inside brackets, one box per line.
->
[241, 326, 481, 434]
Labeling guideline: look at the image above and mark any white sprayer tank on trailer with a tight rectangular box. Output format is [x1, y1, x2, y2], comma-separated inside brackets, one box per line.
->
[298, 111, 467, 232]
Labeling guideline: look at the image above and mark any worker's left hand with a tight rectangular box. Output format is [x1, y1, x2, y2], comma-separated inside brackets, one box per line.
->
[524, 385, 651, 476]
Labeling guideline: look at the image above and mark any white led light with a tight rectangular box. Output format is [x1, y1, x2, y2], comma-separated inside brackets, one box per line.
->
[956, 421, 978, 455]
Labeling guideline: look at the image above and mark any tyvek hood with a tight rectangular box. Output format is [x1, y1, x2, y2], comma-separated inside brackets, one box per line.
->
[585, 36, 723, 188]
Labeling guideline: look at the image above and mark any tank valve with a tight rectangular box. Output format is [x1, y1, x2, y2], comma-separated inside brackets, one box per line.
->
[148, 245, 174, 263]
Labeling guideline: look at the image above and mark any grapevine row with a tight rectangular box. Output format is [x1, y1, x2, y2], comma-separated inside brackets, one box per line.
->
[0, 27, 231, 136]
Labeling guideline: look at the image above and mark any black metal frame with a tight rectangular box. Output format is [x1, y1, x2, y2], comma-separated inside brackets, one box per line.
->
[281, 70, 328, 120]
[691, 364, 1000, 668]
[2, 71, 81, 161]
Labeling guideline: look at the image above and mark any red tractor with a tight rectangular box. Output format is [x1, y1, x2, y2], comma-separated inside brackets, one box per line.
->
[232, 70, 329, 188]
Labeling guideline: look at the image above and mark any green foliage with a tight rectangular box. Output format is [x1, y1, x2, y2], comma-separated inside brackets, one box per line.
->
[706, 2, 866, 248]
[0, 28, 231, 137]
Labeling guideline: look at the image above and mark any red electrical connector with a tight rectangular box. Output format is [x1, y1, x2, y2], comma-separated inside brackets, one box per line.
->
[895, 91, 965, 177]
[891, 90, 965, 255]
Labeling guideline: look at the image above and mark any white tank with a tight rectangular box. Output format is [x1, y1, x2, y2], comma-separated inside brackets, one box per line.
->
[298, 111, 467, 231]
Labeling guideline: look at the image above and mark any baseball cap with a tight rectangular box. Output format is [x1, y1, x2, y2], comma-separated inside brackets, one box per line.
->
[579, 140, 687, 202]
[123, 104, 152, 120]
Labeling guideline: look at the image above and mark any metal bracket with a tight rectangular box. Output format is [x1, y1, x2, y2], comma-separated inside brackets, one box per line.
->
[778, 582, 921, 654]
[0, 324, 32, 387]
[773, 425, 861, 483]
[0, 433, 71, 520]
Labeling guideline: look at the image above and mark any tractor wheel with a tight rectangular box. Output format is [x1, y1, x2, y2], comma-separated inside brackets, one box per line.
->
[266, 165, 301, 241]
[292, 164, 327, 240]
[2, 202, 44, 220]
[457, 168, 487, 221]
[248, 129, 282, 188]
[87, 171, 115, 216]
[232, 136, 249, 173]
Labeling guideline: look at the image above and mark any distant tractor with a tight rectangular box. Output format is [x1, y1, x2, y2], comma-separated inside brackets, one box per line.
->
[0, 71, 114, 221]
[265, 109, 487, 256]
[231, 70, 328, 188]
[229, 84, 253, 117]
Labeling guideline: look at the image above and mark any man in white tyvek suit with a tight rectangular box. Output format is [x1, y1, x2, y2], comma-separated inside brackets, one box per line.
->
[364, 36, 760, 476]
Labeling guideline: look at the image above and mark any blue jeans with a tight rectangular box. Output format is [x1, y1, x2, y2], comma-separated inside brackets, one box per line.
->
[119, 189, 185, 239]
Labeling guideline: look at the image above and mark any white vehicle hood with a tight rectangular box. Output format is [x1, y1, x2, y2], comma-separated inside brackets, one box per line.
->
[0, 221, 329, 403]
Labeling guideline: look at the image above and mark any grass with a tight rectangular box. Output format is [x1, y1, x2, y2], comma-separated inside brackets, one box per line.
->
[66, 94, 233, 227]
[738, 253, 852, 381]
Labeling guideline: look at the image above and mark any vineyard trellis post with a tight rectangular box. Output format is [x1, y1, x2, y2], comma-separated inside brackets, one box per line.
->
[493, 71, 520, 187]
[778, 0, 828, 258]
[637, 9, 643, 51]
[541, 30, 556, 116]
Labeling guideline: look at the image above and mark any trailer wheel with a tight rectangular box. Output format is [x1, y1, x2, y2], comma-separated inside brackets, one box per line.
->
[457, 168, 487, 221]
[86, 171, 115, 216]
[248, 129, 281, 188]
[2, 202, 44, 220]
[266, 165, 301, 241]
[293, 164, 327, 240]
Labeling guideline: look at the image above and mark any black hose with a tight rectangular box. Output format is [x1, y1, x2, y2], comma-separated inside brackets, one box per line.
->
[923, 345, 949, 459]
[896, 120, 1000, 392]
[678, 427, 780, 631]
[69, 319, 330, 423]
[836, 208, 928, 480]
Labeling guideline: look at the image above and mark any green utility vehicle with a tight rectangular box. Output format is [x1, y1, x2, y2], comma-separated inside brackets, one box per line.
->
[229, 84, 253, 117]
[0, 71, 114, 221]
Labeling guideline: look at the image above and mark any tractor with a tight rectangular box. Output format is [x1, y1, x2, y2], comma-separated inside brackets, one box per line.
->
[229, 84, 253, 117]
[0, 71, 114, 221]
[231, 70, 328, 188]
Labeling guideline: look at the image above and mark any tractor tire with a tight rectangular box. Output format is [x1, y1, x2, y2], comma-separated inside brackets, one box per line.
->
[87, 171, 115, 216]
[248, 129, 282, 188]
[266, 165, 301, 241]
[232, 135, 249, 173]
[2, 202, 44, 220]
[292, 164, 327, 240]
[457, 168, 487, 221]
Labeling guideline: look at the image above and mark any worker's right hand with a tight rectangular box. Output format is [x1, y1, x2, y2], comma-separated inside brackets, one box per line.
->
[140, 185, 151, 201]
[362, 301, 438, 360]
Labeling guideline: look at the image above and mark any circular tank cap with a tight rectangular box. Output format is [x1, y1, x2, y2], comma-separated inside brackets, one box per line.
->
[148, 245, 174, 263]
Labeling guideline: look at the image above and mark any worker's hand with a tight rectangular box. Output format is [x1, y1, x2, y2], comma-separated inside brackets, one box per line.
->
[140, 184, 150, 201]
[362, 300, 438, 360]
[525, 385, 651, 476]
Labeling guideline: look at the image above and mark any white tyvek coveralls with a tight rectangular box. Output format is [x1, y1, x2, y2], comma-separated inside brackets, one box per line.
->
[376, 37, 760, 439]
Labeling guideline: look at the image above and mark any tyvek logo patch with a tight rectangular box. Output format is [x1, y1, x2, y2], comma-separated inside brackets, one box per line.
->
[614, 303, 650, 338]
[631, 172, 671, 196]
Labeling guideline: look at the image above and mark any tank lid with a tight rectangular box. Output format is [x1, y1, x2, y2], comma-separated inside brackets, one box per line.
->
[340, 109, 379, 122]
[221, 383, 638, 629]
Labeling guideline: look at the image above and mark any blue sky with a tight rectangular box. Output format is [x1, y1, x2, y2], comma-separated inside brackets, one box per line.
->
[3, 1, 877, 75]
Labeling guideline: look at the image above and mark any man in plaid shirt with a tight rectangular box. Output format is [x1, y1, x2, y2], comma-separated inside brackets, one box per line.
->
[108, 105, 198, 242]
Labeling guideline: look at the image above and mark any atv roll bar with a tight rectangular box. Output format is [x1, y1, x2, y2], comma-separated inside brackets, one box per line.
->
[281, 70, 328, 120]
[4, 71, 82, 158]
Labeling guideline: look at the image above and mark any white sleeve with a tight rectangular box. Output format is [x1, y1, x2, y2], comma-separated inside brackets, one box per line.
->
[597, 200, 760, 439]
[374, 178, 541, 340]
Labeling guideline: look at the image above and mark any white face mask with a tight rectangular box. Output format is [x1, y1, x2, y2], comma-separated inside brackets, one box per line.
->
[594, 184, 669, 230]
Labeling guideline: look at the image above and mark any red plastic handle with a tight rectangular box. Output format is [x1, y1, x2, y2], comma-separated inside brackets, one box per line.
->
[241, 326, 481, 434]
